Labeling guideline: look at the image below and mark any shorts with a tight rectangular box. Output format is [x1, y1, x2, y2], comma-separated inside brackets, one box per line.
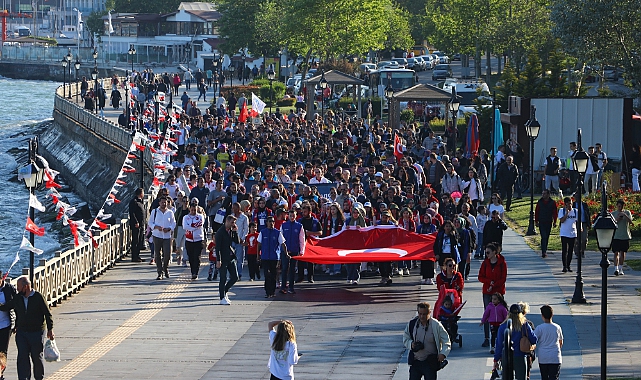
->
[611, 239, 630, 253]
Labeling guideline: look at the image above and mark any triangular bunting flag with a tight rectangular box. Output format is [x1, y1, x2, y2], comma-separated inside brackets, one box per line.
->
[29, 194, 46, 212]
[25, 217, 45, 236]
[20, 236, 44, 254]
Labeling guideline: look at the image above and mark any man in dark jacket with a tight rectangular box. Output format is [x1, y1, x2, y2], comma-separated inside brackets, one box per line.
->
[215, 215, 240, 305]
[535, 189, 558, 258]
[497, 155, 519, 211]
[128, 187, 146, 262]
[482, 211, 508, 250]
[2, 276, 54, 380]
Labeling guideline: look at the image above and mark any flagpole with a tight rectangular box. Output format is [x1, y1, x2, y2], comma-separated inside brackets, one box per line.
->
[28, 138, 36, 283]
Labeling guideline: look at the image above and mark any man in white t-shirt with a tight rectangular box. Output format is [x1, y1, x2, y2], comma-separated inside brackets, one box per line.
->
[533, 305, 563, 380]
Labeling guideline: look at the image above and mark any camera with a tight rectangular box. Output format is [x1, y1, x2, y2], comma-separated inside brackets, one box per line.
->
[411, 341, 424, 352]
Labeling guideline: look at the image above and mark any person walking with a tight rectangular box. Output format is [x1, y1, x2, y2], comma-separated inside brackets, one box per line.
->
[611, 199, 633, 276]
[182, 199, 206, 280]
[231, 202, 249, 281]
[268, 320, 299, 380]
[3, 276, 54, 380]
[0, 280, 16, 355]
[494, 304, 537, 380]
[478, 243, 507, 348]
[535, 189, 558, 258]
[402, 302, 451, 380]
[148, 197, 176, 280]
[128, 187, 146, 262]
[258, 216, 287, 298]
[558, 197, 577, 273]
[534, 305, 564, 380]
[630, 144, 641, 192]
[543, 147, 562, 196]
[215, 215, 240, 305]
[280, 210, 306, 294]
[496, 156, 518, 211]
[482, 210, 508, 251]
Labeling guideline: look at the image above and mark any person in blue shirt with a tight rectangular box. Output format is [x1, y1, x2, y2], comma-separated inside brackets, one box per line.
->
[258, 216, 287, 298]
[280, 210, 306, 294]
[494, 304, 537, 380]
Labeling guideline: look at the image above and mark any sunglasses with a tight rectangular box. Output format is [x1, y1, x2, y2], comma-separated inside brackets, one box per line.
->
[447, 264, 454, 268]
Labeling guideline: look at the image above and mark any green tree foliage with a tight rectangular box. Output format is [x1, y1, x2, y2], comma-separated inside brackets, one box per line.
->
[217, 0, 261, 55]
[86, 11, 107, 39]
[544, 49, 567, 97]
[385, 4, 414, 51]
[495, 63, 517, 110]
[516, 49, 544, 98]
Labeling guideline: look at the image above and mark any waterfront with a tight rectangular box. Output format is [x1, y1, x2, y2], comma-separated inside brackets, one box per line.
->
[0, 78, 74, 276]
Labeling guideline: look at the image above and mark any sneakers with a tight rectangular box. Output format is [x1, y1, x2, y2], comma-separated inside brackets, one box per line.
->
[352, 280, 359, 285]
[427, 278, 435, 285]
[482, 339, 490, 347]
[490, 346, 495, 354]
[542, 252, 547, 258]
[567, 268, 573, 272]
[420, 279, 427, 284]
[280, 289, 288, 294]
[287, 289, 296, 294]
[620, 270, 625, 275]
[182, 262, 188, 267]
[149, 259, 155, 265]
[614, 270, 620, 276]
[403, 268, 410, 276]
[219, 297, 231, 305]
[156, 275, 162, 280]
[398, 270, 404, 277]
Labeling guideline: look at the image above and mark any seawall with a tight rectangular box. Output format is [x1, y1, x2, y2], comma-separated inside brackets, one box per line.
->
[39, 83, 153, 217]
[0, 61, 117, 81]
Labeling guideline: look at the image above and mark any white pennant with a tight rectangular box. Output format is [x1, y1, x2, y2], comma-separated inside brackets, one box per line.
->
[29, 194, 46, 212]
[20, 236, 43, 255]
[118, 172, 127, 179]
[97, 211, 112, 220]
[125, 158, 133, 164]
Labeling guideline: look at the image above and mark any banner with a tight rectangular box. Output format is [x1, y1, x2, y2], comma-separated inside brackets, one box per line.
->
[295, 225, 436, 264]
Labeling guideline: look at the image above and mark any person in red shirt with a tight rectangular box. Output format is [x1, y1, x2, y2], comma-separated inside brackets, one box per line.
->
[274, 208, 287, 230]
[245, 222, 261, 281]
[207, 241, 218, 281]
[478, 243, 508, 348]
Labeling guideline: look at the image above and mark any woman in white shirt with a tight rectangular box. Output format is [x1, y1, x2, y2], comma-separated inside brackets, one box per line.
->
[462, 167, 484, 208]
[488, 193, 505, 218]
[268, 320, 299, 380]
[558, 197, 577, 273]
[183, 200, 206, 280]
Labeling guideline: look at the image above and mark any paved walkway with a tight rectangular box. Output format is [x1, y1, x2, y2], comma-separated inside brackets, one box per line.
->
[0, 227, 637, 379]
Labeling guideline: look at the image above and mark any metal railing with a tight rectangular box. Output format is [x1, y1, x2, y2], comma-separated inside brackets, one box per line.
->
[18, 82, 155, 306]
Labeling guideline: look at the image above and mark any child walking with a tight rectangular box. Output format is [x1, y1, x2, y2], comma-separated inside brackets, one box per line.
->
[206, 240, 218, 281]
[268, 320, 299, 380]
[480, 292, 508, 354]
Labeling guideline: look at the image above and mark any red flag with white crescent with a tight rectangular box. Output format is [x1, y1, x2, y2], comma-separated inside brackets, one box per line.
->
[239, 101, 249, 122]
[25, 217, 45, 237]
[294, 225, 435, 264]
[394, 134, 404, 163]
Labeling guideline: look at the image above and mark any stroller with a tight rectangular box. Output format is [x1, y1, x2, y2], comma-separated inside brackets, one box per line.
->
[432, 285, 466, 347]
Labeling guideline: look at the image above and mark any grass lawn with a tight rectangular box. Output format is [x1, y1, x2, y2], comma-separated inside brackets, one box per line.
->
[626, 259, 641, 271]
[502, 198, 641, 253]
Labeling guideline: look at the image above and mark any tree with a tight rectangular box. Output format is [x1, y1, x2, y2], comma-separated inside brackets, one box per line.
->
[516, 49, 544, 98]
[216, 0, 263, 55]
[495, 62, 517, 110]
[86, 12, 107, 41]
[384, 4, 414, 51]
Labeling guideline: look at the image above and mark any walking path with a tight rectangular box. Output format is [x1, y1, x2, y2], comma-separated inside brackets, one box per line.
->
[0, 227, 637, 379]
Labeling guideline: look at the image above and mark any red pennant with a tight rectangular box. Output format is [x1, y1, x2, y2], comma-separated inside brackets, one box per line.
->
[50, 194, 59, 204]
[133, 142, 145, 151]
[154, 165, 166, 169]
[127, 154, 137, 159]
[56, 208, 64, 221]
[89, 231, 99, 248]
[95, 219, 108, 230]
[173, 130, 182, 135]
[68, 220, 79, 247]
[149, 146, 157, 153]
[46, 180, 62, 189]
[169, 137, 177, 143]
[149, 135, 160, 140]
[108, 193, 121, 204]
[116, 179, 127, 185]
[122, 168, 136, 173]
[25, 217, 45, 236]
[152, 177, 165, 187]
[250, 109, 259, 118]
[239, 102, 249, 122]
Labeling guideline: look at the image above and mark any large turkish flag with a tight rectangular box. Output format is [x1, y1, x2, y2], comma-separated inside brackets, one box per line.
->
[294, 225, 436, 264]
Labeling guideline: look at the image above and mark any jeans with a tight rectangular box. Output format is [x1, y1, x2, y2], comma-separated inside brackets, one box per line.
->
[545, 175, 561, 195]
[185, 79, 191, 90]
[409, 357, 437, 380]
[247, 254, 260, 280]
[0, 326, 10, 354]
[539, 363, 561, 380]
[297, 261, 314, 282]
[281, 253, 298, 291]
[153, 236, 171, 276]
[234, 242, 245, 279]
[16, 330, 45, 380]
[330, 264, 342, 274]
[561, 236, 575, 269]
[263, 259, 278, 296]
[175, 226, 186, 262]
[185, 240, 203, 276]
[633, 168, 640, 192]
[539, 222, 553, 254]
[512, 355, 528, 380]
[475, 232, 484, 256]
[346, 263, 360, 281]
[218, 258, 238, 299]
[483, 293, 492, 339]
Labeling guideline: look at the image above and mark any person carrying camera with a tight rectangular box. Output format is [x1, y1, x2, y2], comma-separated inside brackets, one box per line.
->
[403, 302, 451, 380]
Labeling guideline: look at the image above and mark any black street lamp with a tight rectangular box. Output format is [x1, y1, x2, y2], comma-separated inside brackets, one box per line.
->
[213, 59, 219, 95]
[128, 44, 136, 74]
[61, 57, 68, 98]
[218, 56, 224, 97]
[448, 87, 460, 154]
[74, 56, 81, 103]
[92, 49, 98, 114]
[571, 128, 590, 304]
[125, 76, 131, 131]
[229, 65, 235, 89]
[65, 49, 73, 99]
[593, 181, 617, 380]
[22, 137, 45, 284]
[320, 71, 328, 122]
[185, 44, 191, 73]
[525, 105, 541, 236]
[91, 66, 98, 114]
[267, 68, 275, 115]
[241, 51, 246, 85]
[385, 85, 394, 128]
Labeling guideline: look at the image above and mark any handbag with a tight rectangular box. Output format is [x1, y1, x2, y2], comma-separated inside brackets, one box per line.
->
[213, 208, 226, 224]
[519, 325, 536, 353]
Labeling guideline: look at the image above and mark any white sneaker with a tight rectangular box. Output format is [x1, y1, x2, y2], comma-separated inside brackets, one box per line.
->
[427, 278, 435, 285]
[352, 280, 358, 285]
[420, 279, 427, 284]
[404, 268, 410, 276]
[398, 270, 403, 276]
[347, 280, 352, 284]
[219, 297, 231, 305]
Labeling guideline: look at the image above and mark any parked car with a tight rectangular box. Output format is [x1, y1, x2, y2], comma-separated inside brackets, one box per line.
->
[359, 63, 376, 73]
[432, 64, 453, 80]
[432, 51, 450, 64]
[420, 55, 437, 69]
[406, 58, 418, 70]
[391, 58, 408, 68]
[377, 61, 400, 69]
[413, 57, 427, 71]
[603, 65, 619, 81]
[452, 53, 461, 61]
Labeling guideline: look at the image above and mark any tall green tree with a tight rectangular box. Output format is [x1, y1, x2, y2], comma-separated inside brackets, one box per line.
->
[516, 49, 544, 98]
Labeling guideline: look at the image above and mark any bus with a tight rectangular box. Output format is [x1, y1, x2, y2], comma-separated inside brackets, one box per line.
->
[368, 68, 416, 99]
